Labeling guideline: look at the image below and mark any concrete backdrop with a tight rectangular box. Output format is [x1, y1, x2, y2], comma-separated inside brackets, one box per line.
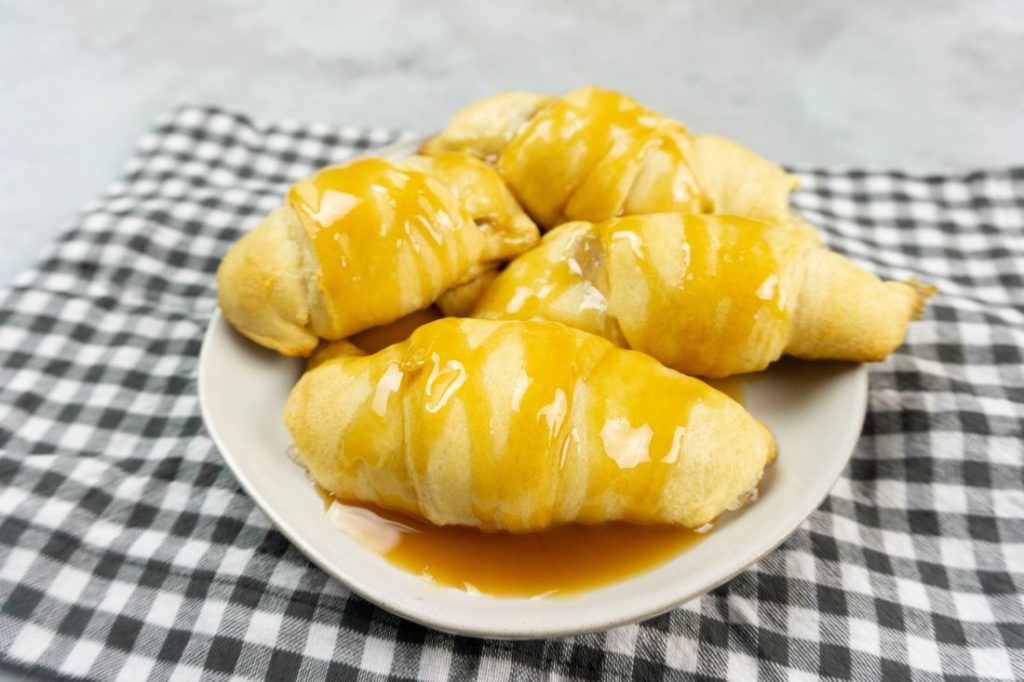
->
[1, 0, 1022, 283]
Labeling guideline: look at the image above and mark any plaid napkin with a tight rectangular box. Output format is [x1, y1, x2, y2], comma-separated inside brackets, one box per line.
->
[0, 107, 1022, 682]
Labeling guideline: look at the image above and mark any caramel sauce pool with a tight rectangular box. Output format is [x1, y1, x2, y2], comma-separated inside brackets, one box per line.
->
[321, 492, 704, 598]
[324, 310, 752, 597]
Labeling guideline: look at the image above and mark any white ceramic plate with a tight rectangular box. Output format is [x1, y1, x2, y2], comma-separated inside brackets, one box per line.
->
[199, 320, 867, 640]
[198, 138, 869, 638]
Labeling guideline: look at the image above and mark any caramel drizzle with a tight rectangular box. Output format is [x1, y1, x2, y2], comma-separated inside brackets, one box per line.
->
[499, 87, 705, 226]
[473, 214, 791, 377]
[288, 159, 479, 338]
[318, 319, 715, 532]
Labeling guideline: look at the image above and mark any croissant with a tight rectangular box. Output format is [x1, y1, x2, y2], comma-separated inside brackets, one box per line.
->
[472, 213, 931, 378]
[216, 153, 538, 356]
[424, 86, 814, 237]
[285, 318, 775, 532]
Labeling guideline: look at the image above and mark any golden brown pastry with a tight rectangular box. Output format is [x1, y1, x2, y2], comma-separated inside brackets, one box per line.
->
[424, 86, 812, 236]
[216, 153, 538, 356]
[691, 134, 816, 238]
[286, 318, 775, 532]
[472, 214, 931, 378]
[434, 268, 501, 317]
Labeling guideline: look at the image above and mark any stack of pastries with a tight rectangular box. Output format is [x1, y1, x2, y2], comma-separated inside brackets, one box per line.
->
[217, 86, 930, 534]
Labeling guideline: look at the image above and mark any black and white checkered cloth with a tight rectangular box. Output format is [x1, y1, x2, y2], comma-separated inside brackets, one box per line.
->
[0, 107, 1021, 681]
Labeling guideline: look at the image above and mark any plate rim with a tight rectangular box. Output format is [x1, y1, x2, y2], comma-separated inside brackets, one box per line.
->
[198, 310, 868, 639]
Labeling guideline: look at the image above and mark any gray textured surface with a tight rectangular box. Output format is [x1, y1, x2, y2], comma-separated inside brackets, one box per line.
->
[0, 0, 1022, 283]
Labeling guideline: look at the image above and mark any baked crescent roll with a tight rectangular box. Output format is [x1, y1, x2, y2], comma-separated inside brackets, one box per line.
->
[424, 86, 813, 236]
[216, 153, 538, 356]
[472, 214, 932, 378]
[286, 318, 775, 532]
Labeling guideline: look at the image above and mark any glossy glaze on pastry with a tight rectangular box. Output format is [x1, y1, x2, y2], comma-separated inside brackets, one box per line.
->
[424, 86, 813, 236]
[216, 154, 538, 356]
[286, 318, 775, 532]
[472, 213, 931, 377]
